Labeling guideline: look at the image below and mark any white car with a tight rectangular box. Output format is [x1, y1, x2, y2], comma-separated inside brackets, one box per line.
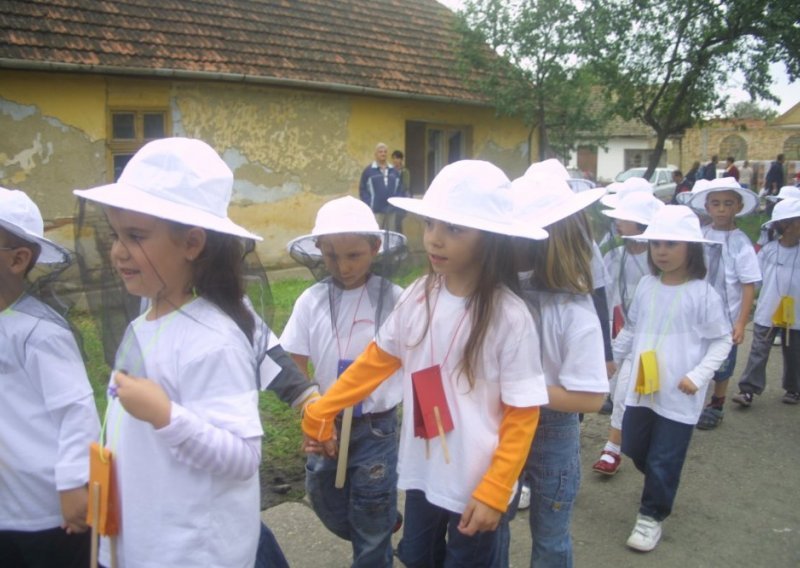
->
[614, 167, 676, 203]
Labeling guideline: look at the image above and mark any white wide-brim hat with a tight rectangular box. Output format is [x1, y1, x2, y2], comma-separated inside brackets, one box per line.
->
[286, 195, 406, 256]
[74, 137, 261, 241]
[511, 173, 606, 228]
[602, 192, 664, 226]
[624, 205, 716, 244]
[766, 185, 800, 203]
[524, 159, 597, 193]
[687, 177, 758, 216]
[600, 177, 654, 208]
[763, 198, 800, 229]
[0, 187, 69, 263]
[389, 160, 547, 240]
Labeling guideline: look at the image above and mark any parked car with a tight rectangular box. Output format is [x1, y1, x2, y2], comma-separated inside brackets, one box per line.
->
[614, 167, 676, 203]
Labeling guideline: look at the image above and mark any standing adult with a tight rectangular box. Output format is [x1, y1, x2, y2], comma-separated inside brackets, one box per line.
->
[739, 160, 753, 189]
[764, 153, 785, 214]
[391, 150, 411, 197]
[703, 155, 719, 181]
[725, 157, 740, 182]
[685, 161, 702, 185]
[359, 143, 404, 231]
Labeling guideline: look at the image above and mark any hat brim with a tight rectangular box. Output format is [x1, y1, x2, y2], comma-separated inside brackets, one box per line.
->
[286, 230, 407, 257]
[388, 197, 547, 240]
[0, 219, 69, 263]
[687, 187, 759, 217]
[74, 183, 262, 241]
[536, 187, 607, 227]
[602, 208, 651, 226]
[624, 232, 717, 245]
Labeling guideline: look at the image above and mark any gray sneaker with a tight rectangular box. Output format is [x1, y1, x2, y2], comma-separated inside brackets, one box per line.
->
[626, 514, 662, 552]
[732, 392, 754, 407]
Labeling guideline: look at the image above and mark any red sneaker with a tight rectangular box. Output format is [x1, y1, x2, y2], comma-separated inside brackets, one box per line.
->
[592, 451, 622, 476]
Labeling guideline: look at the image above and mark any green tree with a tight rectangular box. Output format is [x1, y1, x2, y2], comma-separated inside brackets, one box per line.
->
[454, 0, 609, 163]
[583, 0, 800, 177]
[727, 100, 780, 120]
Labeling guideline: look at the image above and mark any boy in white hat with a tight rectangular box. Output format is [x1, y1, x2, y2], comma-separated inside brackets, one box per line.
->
[614, 205, 732, 552]
[281, 196, 406, 567]
[592, 192, 664, 476]
[733, 198, 800, 406]
[0, 188, 100, 567]
[687, 178, 761, 430]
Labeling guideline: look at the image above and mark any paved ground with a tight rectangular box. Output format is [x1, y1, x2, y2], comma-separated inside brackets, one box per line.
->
[262, 323, 800, 567]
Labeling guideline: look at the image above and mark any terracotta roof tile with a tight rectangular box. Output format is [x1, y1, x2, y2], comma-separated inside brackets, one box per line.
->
[0, 0, 486, 103]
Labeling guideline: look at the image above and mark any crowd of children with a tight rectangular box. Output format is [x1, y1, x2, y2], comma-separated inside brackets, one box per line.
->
[2, 136, 798, 567]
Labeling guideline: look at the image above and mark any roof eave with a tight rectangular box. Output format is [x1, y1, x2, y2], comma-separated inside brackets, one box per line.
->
[0, 58, 490, 107]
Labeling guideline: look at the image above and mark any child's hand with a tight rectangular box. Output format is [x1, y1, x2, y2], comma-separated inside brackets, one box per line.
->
[115, 371, 172, 428]
[732, 322, 746, 345]
[59, 486, 89, 534]
[677, 377, 698, 395]
[457, 498, 502, 536]
[302, 433, 338, 459]
[606, 361, 618, 378]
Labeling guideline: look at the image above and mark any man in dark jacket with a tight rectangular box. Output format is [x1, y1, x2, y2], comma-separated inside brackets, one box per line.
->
[764, 153, 785, 214]
[359, 142, 405, 230]
[703, 155, 719, 180]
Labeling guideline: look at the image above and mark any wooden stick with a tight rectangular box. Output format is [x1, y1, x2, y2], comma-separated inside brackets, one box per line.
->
[334, 406, 354, 488]
[90, 482, 100, 568]
[433, 406, 450, 464]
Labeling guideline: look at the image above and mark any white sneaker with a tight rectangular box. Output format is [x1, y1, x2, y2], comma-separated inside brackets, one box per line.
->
[626, 514, 662, 552]
[517, 483, 531, 510]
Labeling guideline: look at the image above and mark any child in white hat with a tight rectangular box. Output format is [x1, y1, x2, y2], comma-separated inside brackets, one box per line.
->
[492, 171, 609, 567]
[592, 192, 664, 477]
[0, 188, 100, 567]
[281, 195, 406, 567]
[733, 198, 800, 406]
[686, 177, 761, 430]
[302, 160, 549, 566]
[73, 138, 265, 567]
[613, 205, 732, 552]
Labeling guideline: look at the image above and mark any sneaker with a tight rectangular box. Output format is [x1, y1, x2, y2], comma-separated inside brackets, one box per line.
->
[592, 450, 622, 476]
[782, 391, 800, 405]
[599, 396, 613, 415]
[517, 483, 531, 510]
[732, 392, 754, 407]
[626, 514, 662, 552]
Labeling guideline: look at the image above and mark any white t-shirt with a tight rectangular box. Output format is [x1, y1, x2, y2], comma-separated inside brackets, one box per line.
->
[614, 277, 731, 424]
[101, 298, 262, 568]
[0, 295, 99, 531]
[603, 245, 649, 319]
[377, 278, 548, 514]
[753, 240, 800, 330]
[280, 278, 404, 413]
[522, 289, 609, 394]
[703, 226, 761, 325]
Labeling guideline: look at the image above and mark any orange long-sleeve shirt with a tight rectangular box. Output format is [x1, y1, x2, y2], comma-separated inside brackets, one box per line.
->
[302, 341, 540, 512]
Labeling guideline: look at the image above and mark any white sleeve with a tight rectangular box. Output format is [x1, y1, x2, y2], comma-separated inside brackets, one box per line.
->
[50, 395, 101, 490]
[734, 236, 762, 284]
[279, 288, 313, 356]
[686, 335, 734, 391]
[156, 403, 262, 481]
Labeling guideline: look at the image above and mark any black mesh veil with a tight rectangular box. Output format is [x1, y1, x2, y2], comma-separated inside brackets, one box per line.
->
[287, 229, 409, 338]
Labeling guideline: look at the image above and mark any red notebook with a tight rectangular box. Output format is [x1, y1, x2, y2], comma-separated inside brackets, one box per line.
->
[411, 365, 454, 439]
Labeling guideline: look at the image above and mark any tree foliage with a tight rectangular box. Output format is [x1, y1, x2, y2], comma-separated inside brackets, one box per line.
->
[583, 0, 800, 175]
[454, 0, 610, 162]
[727, 100, 780, 120]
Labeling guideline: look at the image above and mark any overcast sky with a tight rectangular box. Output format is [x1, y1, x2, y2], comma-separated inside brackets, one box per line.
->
[437, 0, 799, 114]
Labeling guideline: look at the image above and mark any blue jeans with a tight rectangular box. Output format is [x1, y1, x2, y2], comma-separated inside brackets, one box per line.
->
[712, 344, 738, 382]
[397, 489, 504, 568]
[494, 409, 581, 568]
[622, 406, 694, 521]
[305, 408, 398, 568]
[254, 522, 289, 568]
